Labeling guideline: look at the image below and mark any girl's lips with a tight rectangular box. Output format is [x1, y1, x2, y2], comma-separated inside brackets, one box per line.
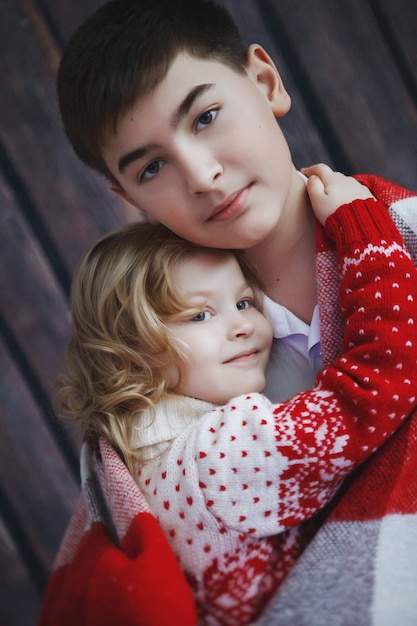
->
[209, 184, 252, 222]
[224, 349, 258, 364]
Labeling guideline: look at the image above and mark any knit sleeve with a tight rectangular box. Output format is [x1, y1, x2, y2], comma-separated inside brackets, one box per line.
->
[187, 197, 417, 535]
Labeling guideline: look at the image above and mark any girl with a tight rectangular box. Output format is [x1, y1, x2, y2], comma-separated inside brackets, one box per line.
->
[58, 170, 417, 624]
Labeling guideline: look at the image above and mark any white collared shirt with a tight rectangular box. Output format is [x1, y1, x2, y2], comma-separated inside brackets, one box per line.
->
[263, 295, 322, 402]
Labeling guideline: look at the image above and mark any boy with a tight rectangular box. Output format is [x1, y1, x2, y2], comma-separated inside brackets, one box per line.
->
[55, 0, 417, 623]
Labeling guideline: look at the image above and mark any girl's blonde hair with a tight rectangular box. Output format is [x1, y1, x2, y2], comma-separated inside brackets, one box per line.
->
[57, 222, 264, 474]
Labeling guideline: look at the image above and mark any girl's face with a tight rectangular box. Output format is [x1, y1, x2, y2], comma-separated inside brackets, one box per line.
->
[165, 250, 273, 404]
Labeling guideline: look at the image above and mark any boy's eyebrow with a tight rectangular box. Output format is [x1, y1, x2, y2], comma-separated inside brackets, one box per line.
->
[118, 83, 215, 174]
[118, 143, 157, 174]
[171, 83, 214, 127]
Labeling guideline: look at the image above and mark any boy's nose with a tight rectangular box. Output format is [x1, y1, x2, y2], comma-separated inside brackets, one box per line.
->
[180, 149, 222, 194]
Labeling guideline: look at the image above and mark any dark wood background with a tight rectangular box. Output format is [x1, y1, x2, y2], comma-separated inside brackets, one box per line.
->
[1, 1, 416, 624]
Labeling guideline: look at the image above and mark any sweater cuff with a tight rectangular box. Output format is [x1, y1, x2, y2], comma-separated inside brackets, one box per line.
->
[324, 197, 403, 252]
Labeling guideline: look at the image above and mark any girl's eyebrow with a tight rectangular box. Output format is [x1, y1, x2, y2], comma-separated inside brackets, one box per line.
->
[118, 83, 215, 175]
[182, 280, 250, 301]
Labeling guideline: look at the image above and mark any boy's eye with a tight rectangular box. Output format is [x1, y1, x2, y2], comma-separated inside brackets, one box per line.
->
[191, 310, 212, 322]
[195, 109, 218, 132]
[236, 299, 250, 311]
[140, 159, 164, 182]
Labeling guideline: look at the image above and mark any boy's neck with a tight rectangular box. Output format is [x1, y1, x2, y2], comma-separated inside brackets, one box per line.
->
[245, 173, 317, 324]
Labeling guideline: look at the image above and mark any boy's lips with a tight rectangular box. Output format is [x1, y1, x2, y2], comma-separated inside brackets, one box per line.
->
[208, 184, 252, 222]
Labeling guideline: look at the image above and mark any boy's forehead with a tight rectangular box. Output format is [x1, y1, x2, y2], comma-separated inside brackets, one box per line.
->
[138, 52, 248, 110]
[148, 53, 245, 101]
[106, 53, 249, 167]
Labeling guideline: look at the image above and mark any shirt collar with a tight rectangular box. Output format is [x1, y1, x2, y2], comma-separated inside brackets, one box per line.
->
[263, 295, 320, 350]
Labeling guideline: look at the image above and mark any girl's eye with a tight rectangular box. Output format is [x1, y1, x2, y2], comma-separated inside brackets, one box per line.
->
[140, 159, 164, 182]
[195, 109, 218, 132]
[236, 299, 250, 311]
[191, 310, 212, 322]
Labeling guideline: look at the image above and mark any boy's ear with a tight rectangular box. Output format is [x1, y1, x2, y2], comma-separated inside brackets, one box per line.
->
[107, 181, 159, 224]
[108, 179, 133, 204]
[245, 44, 291, 117]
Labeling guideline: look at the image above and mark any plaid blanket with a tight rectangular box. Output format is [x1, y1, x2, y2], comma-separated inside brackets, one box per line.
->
[258, 175, 417, 625]
[37, 437, 197, 625]
[38, 175, 417, 626]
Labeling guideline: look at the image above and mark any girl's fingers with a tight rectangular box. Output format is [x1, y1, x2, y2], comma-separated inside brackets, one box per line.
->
[301, 163, 334, 181]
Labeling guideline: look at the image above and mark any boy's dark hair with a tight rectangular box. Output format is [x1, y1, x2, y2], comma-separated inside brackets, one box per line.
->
[57, 0, 247, 182]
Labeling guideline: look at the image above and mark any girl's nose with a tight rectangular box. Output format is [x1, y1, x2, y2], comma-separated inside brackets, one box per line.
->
[227, 312, 255, 340]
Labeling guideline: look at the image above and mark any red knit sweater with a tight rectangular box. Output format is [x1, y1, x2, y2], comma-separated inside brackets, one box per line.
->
[135, 198, 417, 624]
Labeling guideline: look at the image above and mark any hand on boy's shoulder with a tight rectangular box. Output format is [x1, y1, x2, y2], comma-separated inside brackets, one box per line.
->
[301, 163, 376, 225]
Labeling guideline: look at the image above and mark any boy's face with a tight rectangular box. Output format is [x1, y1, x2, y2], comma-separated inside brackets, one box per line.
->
[104, 46, 296, 251]
[165, 250, 273, 404]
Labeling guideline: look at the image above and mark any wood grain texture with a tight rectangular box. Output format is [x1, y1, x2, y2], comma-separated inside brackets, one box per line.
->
[0, 1, 416, 624]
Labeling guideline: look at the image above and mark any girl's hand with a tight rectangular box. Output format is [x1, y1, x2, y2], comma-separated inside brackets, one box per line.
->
[301, 163, 375, 225]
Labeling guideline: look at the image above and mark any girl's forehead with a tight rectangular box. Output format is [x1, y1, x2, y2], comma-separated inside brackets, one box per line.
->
[173, 250, 244, 293]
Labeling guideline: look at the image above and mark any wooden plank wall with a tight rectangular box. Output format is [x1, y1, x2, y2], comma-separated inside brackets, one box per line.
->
[1, 1, 416, 624]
